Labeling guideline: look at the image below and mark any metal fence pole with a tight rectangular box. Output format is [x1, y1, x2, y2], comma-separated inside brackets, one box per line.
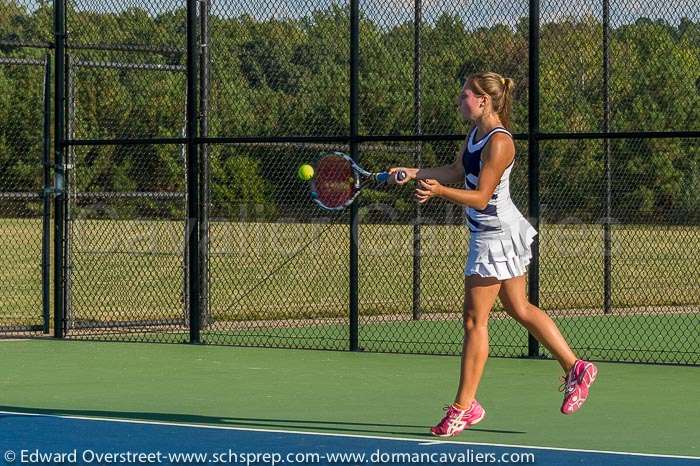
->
[53, 0, 66, 339]
[527, 0, 541, 358]
[187, 0, 201, 343]
[349, 0, 360, 351]
[412, 0, 422, 321]
[64, 54, 73, 330]
[603, 0, 612, 314]
[42, 52, 52, 334]
[198, 0, 210, 327]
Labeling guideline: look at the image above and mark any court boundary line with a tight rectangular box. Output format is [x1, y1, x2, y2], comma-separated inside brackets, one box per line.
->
[0, 409, 697, 460]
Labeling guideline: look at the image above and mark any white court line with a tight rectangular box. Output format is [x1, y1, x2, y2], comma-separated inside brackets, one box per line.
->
[0, 410, 697, 461]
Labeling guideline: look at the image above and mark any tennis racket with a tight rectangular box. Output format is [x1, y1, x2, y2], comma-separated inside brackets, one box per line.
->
[309, 152, 406, 211]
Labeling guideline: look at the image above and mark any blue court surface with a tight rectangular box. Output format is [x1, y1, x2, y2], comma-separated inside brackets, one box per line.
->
[1, 411, 698, 466]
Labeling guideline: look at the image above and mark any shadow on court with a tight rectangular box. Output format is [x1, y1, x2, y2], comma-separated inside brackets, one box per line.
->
[0, 405, 526, 437]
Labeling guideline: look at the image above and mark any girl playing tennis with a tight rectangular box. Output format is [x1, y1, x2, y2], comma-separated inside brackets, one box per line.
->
[390, 72, 598, 437]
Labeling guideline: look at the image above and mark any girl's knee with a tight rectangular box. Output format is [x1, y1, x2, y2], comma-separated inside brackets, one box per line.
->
[506, 302, 535, 322]
[463, 308, 489, 332]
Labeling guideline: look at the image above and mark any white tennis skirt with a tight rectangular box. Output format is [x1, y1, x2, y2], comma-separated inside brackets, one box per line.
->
[464, 216, 537, 280]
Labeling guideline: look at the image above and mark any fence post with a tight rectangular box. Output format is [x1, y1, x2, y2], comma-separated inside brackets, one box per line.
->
[603, 0, 612, 314]
[42, 53, 52, 334]
[187, 0, 201, 343]
[53, 0, 66, 339]
[349, 0, 360, 351]
[527, 0, 541, 358]
[64, 54, 73, 329]
[198, 0, 210, 327]
[412, 0, 422, 321]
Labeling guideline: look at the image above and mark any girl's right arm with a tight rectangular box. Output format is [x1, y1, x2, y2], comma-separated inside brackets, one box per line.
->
[389, 137, 467, 186]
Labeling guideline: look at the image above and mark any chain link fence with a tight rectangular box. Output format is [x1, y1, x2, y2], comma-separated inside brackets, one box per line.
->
[1, 0, 698, 364]
[0, 0, 53, 335]
[60, 0, 190, 341]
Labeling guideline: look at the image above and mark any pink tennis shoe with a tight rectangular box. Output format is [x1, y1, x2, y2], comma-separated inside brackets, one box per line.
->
[430, 400, 485, 437]
[560, 359, 598, 414]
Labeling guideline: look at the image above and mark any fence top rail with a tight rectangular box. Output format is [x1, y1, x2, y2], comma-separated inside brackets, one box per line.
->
[0, 57, 45, 66]
[67, 43, 184, 54]
[72, 192, 186, 199]
[72, 60, 186, 72]
[0, 40, 52, 49]
[0, 192, 43, 199]
[63, 131, 700, 147]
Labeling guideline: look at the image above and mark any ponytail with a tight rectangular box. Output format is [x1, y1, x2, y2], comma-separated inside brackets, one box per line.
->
[499, 77, 515, 130]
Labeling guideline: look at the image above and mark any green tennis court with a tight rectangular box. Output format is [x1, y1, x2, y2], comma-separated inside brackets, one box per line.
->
[1, 339, 698, 461]
[2, 0, 699, 464]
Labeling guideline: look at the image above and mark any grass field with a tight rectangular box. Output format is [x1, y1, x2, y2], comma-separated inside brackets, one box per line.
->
[1, 218, 698, 363]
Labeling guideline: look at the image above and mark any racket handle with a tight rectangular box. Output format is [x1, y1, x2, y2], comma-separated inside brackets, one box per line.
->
[376, 170, 407, 184]
[376, 172, 390, 183]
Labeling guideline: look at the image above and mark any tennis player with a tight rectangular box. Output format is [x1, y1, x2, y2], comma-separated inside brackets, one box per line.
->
[390, 72, 598, 437]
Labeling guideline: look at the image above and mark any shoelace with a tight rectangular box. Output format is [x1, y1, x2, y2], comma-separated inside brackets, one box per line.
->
[438, 406, 465, 429]
[441, 405, 464, 419]
[443, 405, 460, 415]
[559, 373, 576, 394]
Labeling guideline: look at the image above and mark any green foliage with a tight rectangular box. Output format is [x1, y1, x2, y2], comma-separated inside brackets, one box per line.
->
[210, 146, 277, 220]
[0, 4, 698, 222]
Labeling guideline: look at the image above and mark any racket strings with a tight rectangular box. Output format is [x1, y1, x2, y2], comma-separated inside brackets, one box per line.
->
[314, 156, 356, 208]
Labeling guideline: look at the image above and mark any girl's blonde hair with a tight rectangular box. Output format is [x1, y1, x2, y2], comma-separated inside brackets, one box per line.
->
[466, 72, 516, 130]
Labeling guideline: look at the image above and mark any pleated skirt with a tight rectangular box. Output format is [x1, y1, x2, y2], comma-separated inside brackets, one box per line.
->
[464, 215, 537, 280]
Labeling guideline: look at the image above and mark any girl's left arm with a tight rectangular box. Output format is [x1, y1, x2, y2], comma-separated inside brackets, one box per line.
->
[415, 134, 514, 210]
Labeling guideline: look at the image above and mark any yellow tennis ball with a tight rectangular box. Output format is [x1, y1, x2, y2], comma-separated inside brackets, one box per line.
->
[298, 164, 314, 181]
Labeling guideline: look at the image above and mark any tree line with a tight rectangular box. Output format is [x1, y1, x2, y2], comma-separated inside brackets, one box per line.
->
[1, 1, 698, 223]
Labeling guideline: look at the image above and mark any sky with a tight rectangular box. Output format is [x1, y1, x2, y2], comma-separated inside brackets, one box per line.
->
[16, 0, 700, 29]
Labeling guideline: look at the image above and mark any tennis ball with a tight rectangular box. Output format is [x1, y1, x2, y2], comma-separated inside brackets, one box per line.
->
[298, 164, 314, 181]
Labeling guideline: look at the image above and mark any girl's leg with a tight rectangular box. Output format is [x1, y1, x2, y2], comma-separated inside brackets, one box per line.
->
[454, 274, 502, 408]
[498, 274, 577, 372]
